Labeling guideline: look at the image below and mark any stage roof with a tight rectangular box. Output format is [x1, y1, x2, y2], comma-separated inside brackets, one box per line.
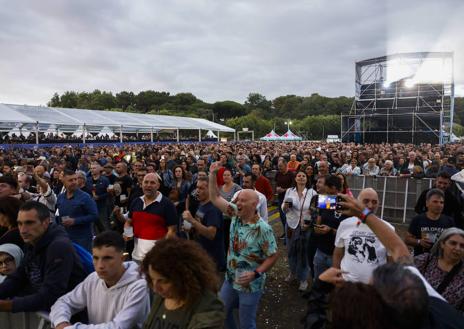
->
[0, 104, 235, 133]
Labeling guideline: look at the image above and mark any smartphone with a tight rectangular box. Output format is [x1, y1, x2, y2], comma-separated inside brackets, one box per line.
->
[317, 195, 338, 210]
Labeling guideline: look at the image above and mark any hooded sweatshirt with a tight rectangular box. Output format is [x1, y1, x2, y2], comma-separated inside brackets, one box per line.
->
[0, 244, 24, 283]
[50, 261, 150, 329]
[0, 223, 87, 312]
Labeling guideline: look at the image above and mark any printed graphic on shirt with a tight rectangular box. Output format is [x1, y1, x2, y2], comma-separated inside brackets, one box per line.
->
[347, 232, 378, 264]
[419, 226, 446, 243]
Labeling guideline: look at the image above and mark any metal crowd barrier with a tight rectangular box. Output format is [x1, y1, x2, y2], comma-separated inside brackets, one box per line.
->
[265, 170, 433, 225]
[0, 311, 51, 329]
[346, 175, 434, 224]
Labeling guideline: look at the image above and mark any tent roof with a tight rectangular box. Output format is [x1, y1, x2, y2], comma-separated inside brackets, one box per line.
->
[0, 104, 36, 124]
[265, 129, 280, 137]
[260, 129, 281, 141]
[0, 104, 235, 133]
[280, 129, 302, 140]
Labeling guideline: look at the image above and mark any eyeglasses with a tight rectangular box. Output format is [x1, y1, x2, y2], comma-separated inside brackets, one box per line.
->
[0, 257, 14, 267]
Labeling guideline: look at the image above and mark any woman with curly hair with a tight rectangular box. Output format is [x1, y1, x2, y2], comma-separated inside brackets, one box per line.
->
[141, 238, 225, 329]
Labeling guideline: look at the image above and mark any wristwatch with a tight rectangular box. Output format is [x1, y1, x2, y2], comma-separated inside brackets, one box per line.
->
[254, 270, 262, 279]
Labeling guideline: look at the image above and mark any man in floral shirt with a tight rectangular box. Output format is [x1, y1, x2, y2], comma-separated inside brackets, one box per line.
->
[209, 163, 278, 329]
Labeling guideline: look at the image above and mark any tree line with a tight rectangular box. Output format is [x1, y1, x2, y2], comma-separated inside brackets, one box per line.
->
[48, 90, 464, 139]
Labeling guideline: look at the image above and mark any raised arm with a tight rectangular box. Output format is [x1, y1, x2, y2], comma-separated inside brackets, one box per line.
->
[208, 162, 230, 214]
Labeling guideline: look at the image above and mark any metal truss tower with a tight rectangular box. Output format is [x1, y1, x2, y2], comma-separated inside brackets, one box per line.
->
[341, 52, 454, 145]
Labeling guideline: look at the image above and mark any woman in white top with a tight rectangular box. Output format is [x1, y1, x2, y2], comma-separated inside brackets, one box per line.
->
[339, 159, 361, 176]
[282, 170, 317, 291]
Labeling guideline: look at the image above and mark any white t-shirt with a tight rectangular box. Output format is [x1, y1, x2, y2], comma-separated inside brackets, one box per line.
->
[335, 216, 394, 283]
[281, 188, 317, 229]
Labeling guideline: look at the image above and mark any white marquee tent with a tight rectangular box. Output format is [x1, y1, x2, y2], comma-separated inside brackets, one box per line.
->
[8, 125, 31, 138]
[206, 130, 217, 138]
[97, 126, 115, 138]
[260, 130, 280, 141]
[279, 130, 302, 141]
[0, 103, 235, 143]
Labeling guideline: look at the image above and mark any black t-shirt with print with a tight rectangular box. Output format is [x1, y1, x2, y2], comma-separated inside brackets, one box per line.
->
[408, 213, 455, 256]
[314, 208, 347, 255]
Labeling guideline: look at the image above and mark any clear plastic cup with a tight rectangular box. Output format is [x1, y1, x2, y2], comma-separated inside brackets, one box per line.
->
[124, 226, 134, 238]
[183, 221, 192, 230]
[235, 268, 247, 284]
[285, 198, 293, 208]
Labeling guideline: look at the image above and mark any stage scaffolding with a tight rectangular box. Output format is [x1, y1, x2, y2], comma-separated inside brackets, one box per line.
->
[341, 52, 454, 145]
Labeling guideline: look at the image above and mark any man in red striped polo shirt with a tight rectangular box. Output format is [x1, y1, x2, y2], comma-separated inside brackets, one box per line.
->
[125, 173, 177, 262]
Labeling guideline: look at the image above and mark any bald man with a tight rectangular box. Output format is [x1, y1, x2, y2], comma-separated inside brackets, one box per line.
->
[123, 173, 177, 262]
[209, 163, 278, 329]
[332, 188, 394, 283]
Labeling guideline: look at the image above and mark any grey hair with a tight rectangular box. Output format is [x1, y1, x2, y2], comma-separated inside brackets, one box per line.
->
[425, 188, 444, 201]
[430, 227, 464, 257]
[75, 170, 87, 180]
[372, 263, 428, 329]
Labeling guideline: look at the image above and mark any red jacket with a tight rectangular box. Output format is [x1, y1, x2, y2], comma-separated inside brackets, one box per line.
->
[255, 175, 273, 201]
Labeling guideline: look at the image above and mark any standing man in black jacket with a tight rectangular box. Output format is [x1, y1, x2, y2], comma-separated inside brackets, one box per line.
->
[0, 201, 86, 312]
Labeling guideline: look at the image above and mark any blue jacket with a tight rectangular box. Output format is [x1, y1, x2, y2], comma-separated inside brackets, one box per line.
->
[0, 224, 87, 312]
[56, 189, 98, 245]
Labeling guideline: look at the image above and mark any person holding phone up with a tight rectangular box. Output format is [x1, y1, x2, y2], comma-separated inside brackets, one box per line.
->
[312, 175, 347, 280]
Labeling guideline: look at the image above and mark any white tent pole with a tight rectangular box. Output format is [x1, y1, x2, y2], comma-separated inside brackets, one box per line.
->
[176, 128, 180, 143]
[150, 128, 154, 143]
[198, 129, 201, 142]
[35, 121, 39, 145]
[82, 124, 86, 144]
[119, 125, 123, 143]
[217, 131, 220, 142]
[252, 131, 254, 141]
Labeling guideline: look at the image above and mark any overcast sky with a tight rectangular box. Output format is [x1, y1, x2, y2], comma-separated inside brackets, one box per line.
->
[0, 0, 463, 106]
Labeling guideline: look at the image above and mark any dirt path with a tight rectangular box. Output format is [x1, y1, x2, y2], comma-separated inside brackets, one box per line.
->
[256, 223, 307, 329]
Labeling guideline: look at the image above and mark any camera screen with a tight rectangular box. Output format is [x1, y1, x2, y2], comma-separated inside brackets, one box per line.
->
[317, 194, 337, 210]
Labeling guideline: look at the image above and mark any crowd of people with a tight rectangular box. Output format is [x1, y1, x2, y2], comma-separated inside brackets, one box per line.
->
[1, 132, 218, 144]
[0, 140, 463, 328]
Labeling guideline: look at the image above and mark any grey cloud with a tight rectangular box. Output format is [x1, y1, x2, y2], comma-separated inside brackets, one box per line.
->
[0, 0, 462, 106]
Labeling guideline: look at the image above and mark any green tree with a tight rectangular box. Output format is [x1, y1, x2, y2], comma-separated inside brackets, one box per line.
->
[245, 93, 272, 111]
[294, 115, 340, 140]
[225, 112, 272, 137]
[48, 93, 61, 107]
[453, 123, 464, 137]
[212, 101, 247, 120]
[85, 90, 116, 110]
[59, 91, 79, 108]
[135, 91, 171, 113]
[272, 95, 304, 118]
[76, 91, 92, 109]
[172, 92, 197, 106]
[115, 91, 135, 110]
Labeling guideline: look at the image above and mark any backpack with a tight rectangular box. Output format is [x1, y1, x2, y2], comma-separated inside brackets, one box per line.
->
[72, 242, 95, 274]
